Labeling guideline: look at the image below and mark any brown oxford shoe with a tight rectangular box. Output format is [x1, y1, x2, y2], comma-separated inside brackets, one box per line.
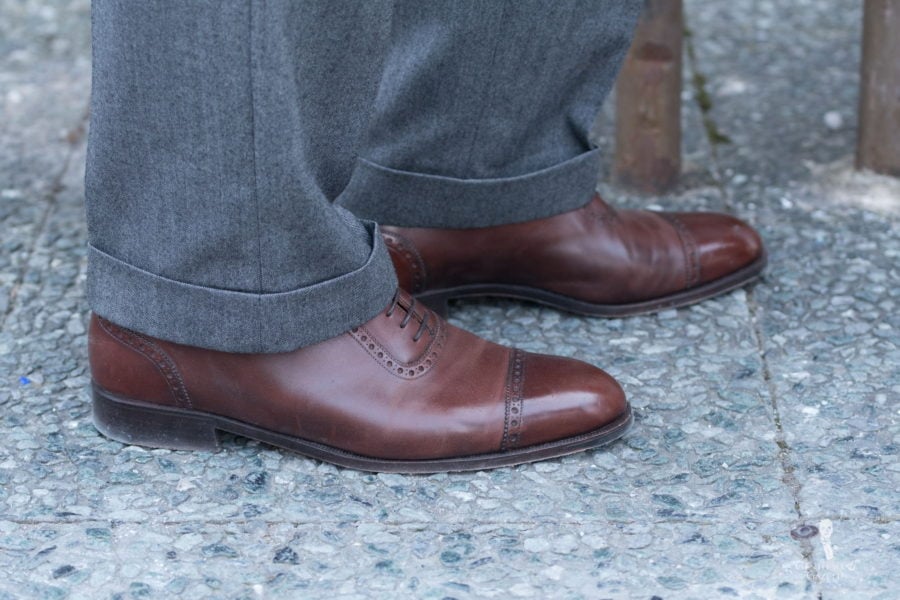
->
[89, 289, 631, 473]
[382, 194, 766, 317]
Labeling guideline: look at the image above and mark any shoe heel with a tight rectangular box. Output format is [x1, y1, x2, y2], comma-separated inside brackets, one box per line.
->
[92, 385, 220, 451]
[419, 292, 450, 318]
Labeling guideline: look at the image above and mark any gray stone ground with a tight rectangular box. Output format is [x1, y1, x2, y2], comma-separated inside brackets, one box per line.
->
[1, 0, 897, 598]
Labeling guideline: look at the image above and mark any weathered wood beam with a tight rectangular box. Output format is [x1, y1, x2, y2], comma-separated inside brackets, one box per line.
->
[613, 0, 684, 194]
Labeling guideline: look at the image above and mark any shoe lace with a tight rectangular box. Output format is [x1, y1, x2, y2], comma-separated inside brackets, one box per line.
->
[385, 289, 434, 342]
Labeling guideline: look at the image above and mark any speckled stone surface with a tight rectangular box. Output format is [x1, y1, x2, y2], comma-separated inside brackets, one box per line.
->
[1, 1, 897, 598]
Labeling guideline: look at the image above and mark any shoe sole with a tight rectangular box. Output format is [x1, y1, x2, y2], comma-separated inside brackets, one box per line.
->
[417, 253, 767, 318]
[92, 384, 633, 474]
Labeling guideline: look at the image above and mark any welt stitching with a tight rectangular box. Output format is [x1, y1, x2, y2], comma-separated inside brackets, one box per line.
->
[98, 318, 193, 409]
[662, 213, 701, 288]
[500, 349, 525, 451]
[384, 233, 428, 293]
[350, 321, 446, 380]
[130, 330, 193, 409]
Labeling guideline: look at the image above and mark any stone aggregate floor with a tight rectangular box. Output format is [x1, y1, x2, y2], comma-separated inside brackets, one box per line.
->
[1, 0, 898, 598]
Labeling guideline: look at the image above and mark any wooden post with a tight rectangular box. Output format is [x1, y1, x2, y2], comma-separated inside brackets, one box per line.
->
[613, 0, 683, 194]
[857, 0, 900, 176]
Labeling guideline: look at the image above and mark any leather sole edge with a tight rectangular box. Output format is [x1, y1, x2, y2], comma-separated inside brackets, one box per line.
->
[92, 384, 633, 474]
[418, 253, 767, 318]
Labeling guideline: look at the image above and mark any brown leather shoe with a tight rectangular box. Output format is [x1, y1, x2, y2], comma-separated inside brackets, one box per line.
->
[89, 290, 631, 473]
[382, 194, 766, 317]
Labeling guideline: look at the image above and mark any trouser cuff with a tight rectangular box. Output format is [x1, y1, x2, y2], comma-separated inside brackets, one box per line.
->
[337, 150, 601, 228]
[87, 221, 397, 353]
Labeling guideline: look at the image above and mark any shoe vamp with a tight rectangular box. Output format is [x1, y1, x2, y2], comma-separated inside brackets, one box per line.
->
[167, 327, 511, 460]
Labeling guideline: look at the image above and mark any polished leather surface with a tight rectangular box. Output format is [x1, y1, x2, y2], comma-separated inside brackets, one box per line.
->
[383, 194, 764, 305]
[88, 290, 626, 461]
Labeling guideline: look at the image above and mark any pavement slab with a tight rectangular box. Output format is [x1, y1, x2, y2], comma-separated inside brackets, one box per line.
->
[0, 519, 811, 599]
[680, 1, 900, 597]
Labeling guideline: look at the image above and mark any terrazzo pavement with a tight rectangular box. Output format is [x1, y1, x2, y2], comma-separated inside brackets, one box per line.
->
[1, 0, 898, 598]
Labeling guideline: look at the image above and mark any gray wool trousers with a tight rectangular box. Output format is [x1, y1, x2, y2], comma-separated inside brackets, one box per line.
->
[86, 0, 641, 353]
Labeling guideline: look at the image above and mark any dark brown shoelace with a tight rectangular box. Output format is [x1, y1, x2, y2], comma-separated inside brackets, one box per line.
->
[385, 289, 434, 342]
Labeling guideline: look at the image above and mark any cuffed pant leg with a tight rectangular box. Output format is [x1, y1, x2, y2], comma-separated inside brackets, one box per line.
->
[336, 0, 642, 228]
[86, 1, 398, 353]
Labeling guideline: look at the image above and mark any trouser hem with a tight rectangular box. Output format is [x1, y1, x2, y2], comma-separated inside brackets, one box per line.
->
[86, 222, 397, 353]
[337, 150, 601, 228]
